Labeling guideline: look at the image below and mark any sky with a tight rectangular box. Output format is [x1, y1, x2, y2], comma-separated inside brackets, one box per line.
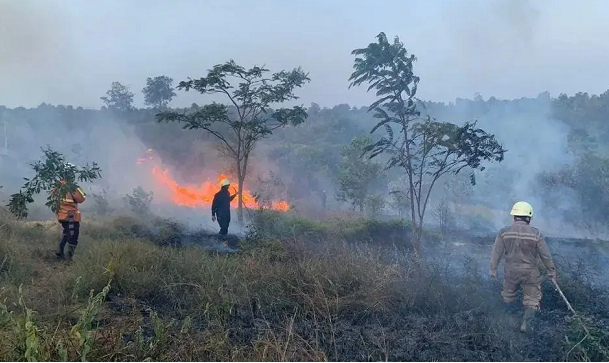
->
[1, 0, 609, 109]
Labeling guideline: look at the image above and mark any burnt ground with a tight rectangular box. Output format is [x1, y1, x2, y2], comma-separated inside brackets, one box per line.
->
[73, 217, 609, 361]
[100, 264, 608, 361]
[99, 238, 609, 361]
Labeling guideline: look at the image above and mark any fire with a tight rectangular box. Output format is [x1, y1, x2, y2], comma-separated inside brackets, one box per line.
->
[138, 149, 289, 211]
[136, 149, 155, 165]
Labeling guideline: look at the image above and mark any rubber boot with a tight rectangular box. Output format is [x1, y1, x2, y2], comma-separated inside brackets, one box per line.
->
[520, 307, 537, 333]
[55, 238, 67, 259]
[66, 244, 77, 261]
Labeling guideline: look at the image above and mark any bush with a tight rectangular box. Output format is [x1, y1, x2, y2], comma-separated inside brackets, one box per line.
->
[247, 209, 419, 250]
[123, 186, 154, 216]
[90, 189, 114, 216]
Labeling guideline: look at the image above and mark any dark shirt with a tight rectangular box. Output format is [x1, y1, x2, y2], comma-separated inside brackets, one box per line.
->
[211, 186, 237, 218]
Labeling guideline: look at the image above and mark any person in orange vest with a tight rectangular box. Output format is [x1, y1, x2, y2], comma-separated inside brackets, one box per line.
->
[54, 163, 87, 261]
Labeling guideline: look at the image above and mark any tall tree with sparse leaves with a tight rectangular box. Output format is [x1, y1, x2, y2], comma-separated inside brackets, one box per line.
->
[101, 81, 135, 112]
[156, 59, 310, 222]
[142, 76, 176, 109]
[6, 147, 102, 219]
[349, 32, 506, 256]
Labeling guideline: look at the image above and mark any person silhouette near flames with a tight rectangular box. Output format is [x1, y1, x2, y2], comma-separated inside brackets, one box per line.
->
[211, 179, 238, 239]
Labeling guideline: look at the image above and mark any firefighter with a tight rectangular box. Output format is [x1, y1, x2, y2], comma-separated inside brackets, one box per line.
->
[490, 201, 558, 333]
[211, 179, 237, 238]
[54, 163, 87, 261]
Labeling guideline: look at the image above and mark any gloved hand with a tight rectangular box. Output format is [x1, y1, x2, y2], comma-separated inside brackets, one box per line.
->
[548, 270, 558, 281]
[212, 215, 216, 222]
[490, 270, 497, 280]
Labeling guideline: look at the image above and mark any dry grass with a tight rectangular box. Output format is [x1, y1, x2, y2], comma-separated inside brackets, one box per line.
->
[0, 207, 608, 361]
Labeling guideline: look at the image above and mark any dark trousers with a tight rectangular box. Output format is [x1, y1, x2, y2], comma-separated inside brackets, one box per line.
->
[58, 221, 80, 257]
[217, 216, 230, 236]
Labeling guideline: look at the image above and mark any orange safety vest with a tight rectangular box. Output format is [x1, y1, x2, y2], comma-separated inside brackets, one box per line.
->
[55, 183, 86, 222]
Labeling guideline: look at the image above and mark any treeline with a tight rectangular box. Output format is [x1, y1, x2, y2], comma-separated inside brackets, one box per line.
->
[2, 68, 609, 231]
[2, 90, 609, 216]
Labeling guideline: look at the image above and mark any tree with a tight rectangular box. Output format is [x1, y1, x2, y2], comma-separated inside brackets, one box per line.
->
[349, 32, 506, 256]
[142, 76, 176, 109]
[364, 194, 386, 218]
[91, 188, 114, 216]
[124, 186, 154, 216]
[439, 172, 474, 228]
[6, 147, 102, 219]
[336, 135, 386, 213]
[101, 81, 134, 112]
[540, 152, 609, 235]
[430, 195, 454, 236]
[253, 171, 287, 209]
[388, 176, 410, 218]
[156, 59, 310, 222]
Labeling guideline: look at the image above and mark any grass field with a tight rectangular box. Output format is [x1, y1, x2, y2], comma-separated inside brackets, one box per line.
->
[0, 207, 608, 361]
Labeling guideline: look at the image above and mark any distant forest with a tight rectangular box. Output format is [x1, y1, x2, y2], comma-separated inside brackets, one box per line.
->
[1, 89, 609, 231]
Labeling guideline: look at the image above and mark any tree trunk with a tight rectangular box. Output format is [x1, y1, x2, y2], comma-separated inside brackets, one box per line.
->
[408, 185, 421, 258]
[237, 178, 244, 223]
[413, 225, 423, 258]
[236, 162, 244, 224]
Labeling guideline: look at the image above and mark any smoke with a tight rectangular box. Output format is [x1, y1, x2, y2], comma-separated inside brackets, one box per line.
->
[0, 108, 147, 202]
[427, 0, 587, 237]
[0, 103, 258, 235]
[0, 0, 79, 107]
[0, 0, 598, 240]
[451, 96, 575, 235]
[441, 0, 541, 78]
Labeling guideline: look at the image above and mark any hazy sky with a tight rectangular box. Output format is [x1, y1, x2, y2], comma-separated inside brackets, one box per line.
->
[1, 0, 609, 109]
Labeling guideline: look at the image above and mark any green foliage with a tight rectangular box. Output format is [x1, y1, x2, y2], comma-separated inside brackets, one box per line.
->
[156, 59, 311, 222]
[247, 209, 415, 249]
[0, 286, 43, 361]
[101, 81, 135, 112]
[6, 147, 102, 219]
[388, 188, 409, 217]
[23, 307, 40, 362]
[552, 91, 609, 147]
[430, 196, 454, 236]
[364, 194, 385, 218]
[336, 135, 386, 212]
[565, 315, 609, 362]
[142, 76, 176, 109]
[253, 171, 286, 209]
[540, 152, 609, 228]
[123, 186, 153, 216]
[540, 91, 609, 229]
[91, 189, 114, 216]
[349, 32, 505, 252]
[70, 278, 112, 361]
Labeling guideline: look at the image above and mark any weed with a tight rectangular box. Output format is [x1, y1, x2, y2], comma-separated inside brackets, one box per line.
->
[71, 278, 112, 361]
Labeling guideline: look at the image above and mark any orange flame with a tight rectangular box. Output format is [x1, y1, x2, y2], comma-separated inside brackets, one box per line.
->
[136, 148, 155, 165]
[138, 149, 289, 211]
